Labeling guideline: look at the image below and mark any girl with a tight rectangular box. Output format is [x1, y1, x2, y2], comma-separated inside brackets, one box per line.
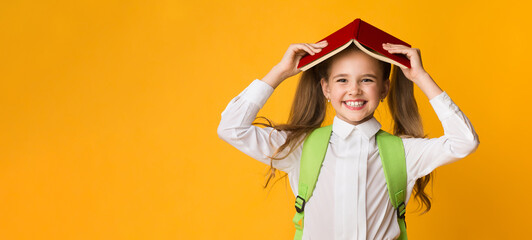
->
[217, 40, 479, 239]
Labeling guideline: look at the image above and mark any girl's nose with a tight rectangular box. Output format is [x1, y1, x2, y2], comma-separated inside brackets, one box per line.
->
[348, 83, 362, 95]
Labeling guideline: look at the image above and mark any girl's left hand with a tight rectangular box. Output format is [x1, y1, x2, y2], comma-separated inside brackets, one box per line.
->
[382, 43, 428, 82]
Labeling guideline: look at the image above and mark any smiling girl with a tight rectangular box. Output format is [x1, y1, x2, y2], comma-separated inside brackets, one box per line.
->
[218, 40, 479, 239]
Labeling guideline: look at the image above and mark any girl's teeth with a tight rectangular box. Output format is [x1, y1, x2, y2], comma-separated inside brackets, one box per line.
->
[346, 101, 365, 107]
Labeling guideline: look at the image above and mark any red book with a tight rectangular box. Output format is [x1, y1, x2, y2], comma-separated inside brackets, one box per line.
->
[297, 18, 411, 71]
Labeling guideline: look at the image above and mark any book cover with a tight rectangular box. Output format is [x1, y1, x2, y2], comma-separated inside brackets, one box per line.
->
[297, 18, 412, 71]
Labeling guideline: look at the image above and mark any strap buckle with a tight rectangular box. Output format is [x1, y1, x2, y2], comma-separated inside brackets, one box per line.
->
[396, 202, 406, 219]
[295, 195, 306, 213]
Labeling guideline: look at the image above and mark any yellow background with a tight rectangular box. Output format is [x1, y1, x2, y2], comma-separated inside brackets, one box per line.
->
[1, 0, 530, 239]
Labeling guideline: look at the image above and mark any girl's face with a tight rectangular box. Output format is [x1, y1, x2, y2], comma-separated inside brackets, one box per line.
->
[320, 50, 390, 126]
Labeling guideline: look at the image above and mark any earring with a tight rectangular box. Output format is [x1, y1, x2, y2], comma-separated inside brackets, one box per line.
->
[380, 99, 384, 102]
[327, 98, 330, 103]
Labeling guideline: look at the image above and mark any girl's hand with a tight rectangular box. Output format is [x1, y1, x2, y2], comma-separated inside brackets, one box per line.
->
[262, 41, 328, 89]
[277, 41, 329, 79]
[382, 43, 429, 83]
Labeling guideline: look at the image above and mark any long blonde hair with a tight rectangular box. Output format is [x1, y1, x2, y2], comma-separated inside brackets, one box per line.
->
[253, 44, 433, 213]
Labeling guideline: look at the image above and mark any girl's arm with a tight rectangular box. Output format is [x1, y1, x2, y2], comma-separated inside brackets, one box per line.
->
[402, 88, 479, 183]
[217, 41, 329, 172]
[382, 43, 480, 184]
[217, 77, 297, 172]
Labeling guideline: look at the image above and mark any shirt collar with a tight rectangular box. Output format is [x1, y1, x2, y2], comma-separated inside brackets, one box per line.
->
[332, 115, 382, 140]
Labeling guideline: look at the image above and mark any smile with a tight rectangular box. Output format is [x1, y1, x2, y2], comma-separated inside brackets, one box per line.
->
[343, 100, 367, 110]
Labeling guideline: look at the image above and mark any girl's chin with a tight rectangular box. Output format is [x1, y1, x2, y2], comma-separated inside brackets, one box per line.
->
[339, 115, 373, 125]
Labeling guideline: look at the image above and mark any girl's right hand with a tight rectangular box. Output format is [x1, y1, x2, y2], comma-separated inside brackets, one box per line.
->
[262, 41, 328, 89]
[276, 40, 328, 79]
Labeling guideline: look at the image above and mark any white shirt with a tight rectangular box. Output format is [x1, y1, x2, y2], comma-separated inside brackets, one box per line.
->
[217, 79, 479, 240]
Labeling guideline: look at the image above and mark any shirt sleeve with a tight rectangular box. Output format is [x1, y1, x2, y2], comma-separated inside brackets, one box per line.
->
[403, 91, 480, 186]
[217, 79, 301, 173]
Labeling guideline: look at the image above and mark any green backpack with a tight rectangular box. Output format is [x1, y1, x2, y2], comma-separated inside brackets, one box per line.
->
[292, 125, 407, 240]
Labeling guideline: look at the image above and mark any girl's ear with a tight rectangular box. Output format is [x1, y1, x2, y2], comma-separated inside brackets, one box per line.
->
[381, 78, 390, 100]
[320, 78, 330, 99]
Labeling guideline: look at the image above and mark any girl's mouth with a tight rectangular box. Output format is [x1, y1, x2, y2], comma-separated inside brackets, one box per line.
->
[343, 100, 367, 110]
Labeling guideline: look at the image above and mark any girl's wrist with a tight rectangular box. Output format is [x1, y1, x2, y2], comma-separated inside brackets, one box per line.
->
[261, 65, 286, 89]
[412, 71, 431, 83]
[413, 73, 444, 100]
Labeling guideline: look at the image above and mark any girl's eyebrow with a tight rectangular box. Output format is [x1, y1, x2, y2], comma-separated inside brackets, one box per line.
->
[332, 73, 377, 78]
[332, 73, 350, 78]
[361, 74, 378, 78]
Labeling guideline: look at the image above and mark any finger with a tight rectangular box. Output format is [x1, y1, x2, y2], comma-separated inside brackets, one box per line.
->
[304, 43, 321, 55]
[386, 48, 421, 69]
[386, 46, 421, 58]
[382, 45, 413, 53]
[310, 41, 328, 48]
[383, 43, 409, 48]
[295, 44, 317, 56]
[383, 46, 409, 51]
[384, 48, 414, 57]
[303, 43, 322, 53]
[289, 43, 312, 56]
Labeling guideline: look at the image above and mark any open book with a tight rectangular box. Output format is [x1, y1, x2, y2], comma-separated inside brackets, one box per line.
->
[297, 18, 412, 71]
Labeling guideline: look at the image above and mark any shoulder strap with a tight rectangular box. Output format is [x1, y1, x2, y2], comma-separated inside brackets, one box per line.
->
[376, 129, 408, 240]
[292, 127, 408, 240]
[292, 125, 332, 240]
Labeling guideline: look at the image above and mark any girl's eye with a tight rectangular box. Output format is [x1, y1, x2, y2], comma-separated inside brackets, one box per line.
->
[362, 78, 374, 82]
[337, 78, 347, 82]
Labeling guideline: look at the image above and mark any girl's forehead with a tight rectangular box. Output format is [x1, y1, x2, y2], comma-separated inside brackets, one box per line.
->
[331, 51, 380, 72]
[329, 53, 381, 77]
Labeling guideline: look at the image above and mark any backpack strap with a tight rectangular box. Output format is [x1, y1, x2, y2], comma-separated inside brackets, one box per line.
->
[292, 125, 332, 240]
[292, 127, 408, 240]
[376, 130, 408, 240]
